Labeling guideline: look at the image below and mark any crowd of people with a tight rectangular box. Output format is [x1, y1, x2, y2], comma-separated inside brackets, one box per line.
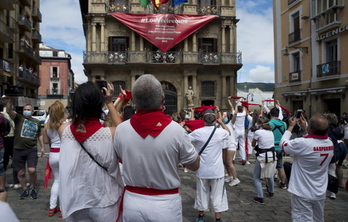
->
[0, 75, 347, 222]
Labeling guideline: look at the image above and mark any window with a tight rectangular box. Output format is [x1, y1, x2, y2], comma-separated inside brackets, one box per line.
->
[199, 0, 217, 6]
[201, 81, 215, 97]
[312, 0, 344, 31]
[199, 38, 217, 52]
[52, 83, 58, 94]
[112, 81, 126, 96]
[326, 39, 337, 63]
[109, 37, 129, 51]
[290, 52, 301, 82]
[52, 67, 59, 78]
[53, 51, 58, 57]
[289, 12, 301, 44]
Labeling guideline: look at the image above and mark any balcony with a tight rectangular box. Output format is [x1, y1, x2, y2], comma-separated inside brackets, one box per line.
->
[289, 29, 301, 44]
[317, 61, 341, 78]
[46, 88, 64, 95]
[18, 14, 32, 32]
[0, 20, 14, 43]
[32, 29, 42, 43]
[19, 41, 42, 64]
[83, 50, 242, 65]
[18, 70, 40, 85]
[289, 70, 301, 82]
[19, 0, 30, 7]
[108, 3, 130, 12]
[32, 8, 42, 22]
[0, 0, 16, 10]
[198, 5, 219, 15]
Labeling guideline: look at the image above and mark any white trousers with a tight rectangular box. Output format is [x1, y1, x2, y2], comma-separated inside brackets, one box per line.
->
[66, 199, 120, 222]
[235, 129, 246, 160]
[123, 190, 182, 222]
[291, 194, 325, 222]
[194, 177, 228, 213]
[49, 152, 60, 209]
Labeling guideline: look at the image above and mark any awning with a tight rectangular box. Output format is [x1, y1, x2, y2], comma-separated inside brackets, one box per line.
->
[310, 86, 346, 95]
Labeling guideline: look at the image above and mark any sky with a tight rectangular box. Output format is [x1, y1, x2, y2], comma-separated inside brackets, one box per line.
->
[40, 0, 274, 84]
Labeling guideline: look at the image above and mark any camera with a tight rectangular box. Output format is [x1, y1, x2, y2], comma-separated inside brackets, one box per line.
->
[295, 109, 303, 119]
[96, 80, 107, 89]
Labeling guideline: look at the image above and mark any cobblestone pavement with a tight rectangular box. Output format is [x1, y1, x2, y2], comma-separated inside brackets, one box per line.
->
[5, 150, 348, 222]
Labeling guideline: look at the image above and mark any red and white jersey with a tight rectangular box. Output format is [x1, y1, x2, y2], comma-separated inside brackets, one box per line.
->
[280, 131, 334, 200]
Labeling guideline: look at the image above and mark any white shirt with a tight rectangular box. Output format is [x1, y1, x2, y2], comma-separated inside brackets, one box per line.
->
[233, 111, 246, 132]
[59, 126, 124, 218]
[281, 131, 334, 200]
[114, 120, 198, 190]
[189, 126, 229, 179]
[253, 128, 275, 158]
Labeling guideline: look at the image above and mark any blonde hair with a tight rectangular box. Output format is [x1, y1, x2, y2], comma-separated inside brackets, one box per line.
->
[257, 116, 272, 130]
[48, 100, 66, 130]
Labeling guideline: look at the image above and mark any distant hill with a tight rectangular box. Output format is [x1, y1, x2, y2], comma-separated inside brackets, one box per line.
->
[237, 82, 275, 92]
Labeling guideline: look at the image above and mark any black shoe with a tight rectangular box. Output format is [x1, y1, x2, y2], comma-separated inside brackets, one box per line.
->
[20, 189, 29, 199]
[253, 197, 265, 204]
[265, 185, 274, 197]
[30, 188, 38, 199]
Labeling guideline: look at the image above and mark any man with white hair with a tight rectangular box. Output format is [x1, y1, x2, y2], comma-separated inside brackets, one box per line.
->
[114, 74, 200, 222]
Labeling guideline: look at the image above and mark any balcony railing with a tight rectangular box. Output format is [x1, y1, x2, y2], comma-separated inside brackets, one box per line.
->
[19, 40, 42, 64]
[0, 20, 14, 43]
[32, 29, 42, 43]
[83, 51, 242, 65]
[32, 8, 42, 22]
[317, 61, 341, 77]
[289, 70, 301, 82]
[198, 5, 219, 15]
[289, 29, 301, 44]
[108, 3, 129, 12]
[18, 70, 40, 85]
[46, 88, 64, 95]
[18, 14, 31, 31]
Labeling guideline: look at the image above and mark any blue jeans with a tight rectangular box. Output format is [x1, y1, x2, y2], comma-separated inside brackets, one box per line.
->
[253, 160, 274, 198]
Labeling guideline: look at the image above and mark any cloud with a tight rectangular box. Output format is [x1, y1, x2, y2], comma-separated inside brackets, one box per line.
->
[236, 1, 275, 83]
[41, 0, 87, 84]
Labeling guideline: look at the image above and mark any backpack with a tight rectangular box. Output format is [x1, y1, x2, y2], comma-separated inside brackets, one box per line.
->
[0, 114, 11, 137]
[330, 140, 347, 164]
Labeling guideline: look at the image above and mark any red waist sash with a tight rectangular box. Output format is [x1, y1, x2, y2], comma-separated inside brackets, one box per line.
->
[125, 185, 179, 195]
[50, 148, 60, 153]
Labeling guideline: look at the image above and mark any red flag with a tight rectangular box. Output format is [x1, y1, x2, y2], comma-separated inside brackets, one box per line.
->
[193, 106, 216, 113]
[43, 157, 52, 189]
[229, 96, 243, 99]
[280, 106, 291, 115]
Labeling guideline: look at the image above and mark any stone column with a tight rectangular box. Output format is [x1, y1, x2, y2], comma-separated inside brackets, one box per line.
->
[221, 74, 227, 109]
[230, 25, 235, 52]
[221, 25, 226, 53]
[192, 73, 197, 106]
[140, 36, 144, 51]
[92, 23, 97, 51]
[184, 39, 188, 51]
[100, 23, 105, 51]
[193, 33, 197, 52]
[131, 31, 135, 51]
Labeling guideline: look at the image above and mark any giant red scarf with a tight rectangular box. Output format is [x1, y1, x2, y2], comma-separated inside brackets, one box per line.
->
[70, 118, 104, 143]
[130, 110, 172, 138]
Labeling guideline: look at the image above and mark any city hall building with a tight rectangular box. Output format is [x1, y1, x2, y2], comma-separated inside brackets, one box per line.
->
[79, 0, 242, 115]
[273, 0, 348, 117]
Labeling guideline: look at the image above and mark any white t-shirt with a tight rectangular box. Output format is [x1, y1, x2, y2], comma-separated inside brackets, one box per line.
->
[114, 120, 198, 190]
[253, 128, 275, 158]
[281, 131, 334, 200]
[233, 111, 246, 132]
[189, 126, 229, 179]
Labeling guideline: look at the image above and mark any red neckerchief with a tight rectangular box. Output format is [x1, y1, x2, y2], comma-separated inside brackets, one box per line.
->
[70, 118, 103, 143]
[130, 110, 172, 138]
[303, 134, 329, 139]
[184, 119, 205, 131]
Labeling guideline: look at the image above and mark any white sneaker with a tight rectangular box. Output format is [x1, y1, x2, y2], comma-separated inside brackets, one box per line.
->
[14, 184, 22, 189]
[229, 178, 241, 187]
[330, 192, 336, 199]
[224, 177, 232, 183]
[246, 161, 251, 165]
[184, 168, 188, 173]
[5, 183, 14, 188]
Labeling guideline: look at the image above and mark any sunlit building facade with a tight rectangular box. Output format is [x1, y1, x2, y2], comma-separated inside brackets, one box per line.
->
[79, 0, 242, 115]
[273, 0, 348, 117]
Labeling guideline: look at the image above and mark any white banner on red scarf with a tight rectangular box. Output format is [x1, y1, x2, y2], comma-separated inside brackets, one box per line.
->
[109, 13, 217, 52]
